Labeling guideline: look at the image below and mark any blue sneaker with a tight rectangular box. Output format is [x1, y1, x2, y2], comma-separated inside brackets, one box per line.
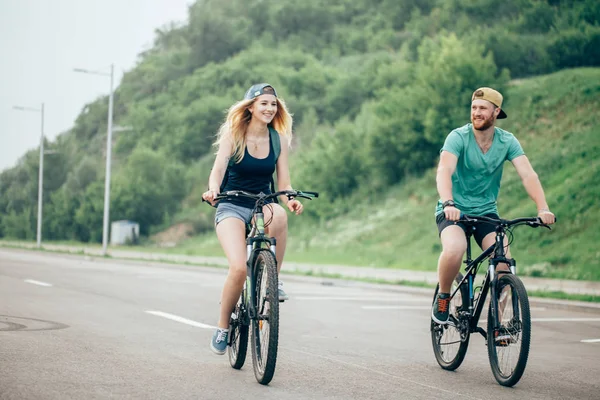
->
[210, 328, 229, 355]
[278, 281, 289, 302]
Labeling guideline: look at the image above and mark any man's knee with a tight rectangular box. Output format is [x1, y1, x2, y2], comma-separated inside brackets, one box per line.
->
[441, 246, 465, 261]
[441, 227, 467, 250]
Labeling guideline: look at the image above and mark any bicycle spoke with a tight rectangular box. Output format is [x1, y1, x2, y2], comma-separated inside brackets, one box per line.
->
[251, 251, 279, 384]
[228, 299, 248, 370]
[487, 274, 531, 387]
[431, 273, 470, 371]
[495, 286, 523, 377]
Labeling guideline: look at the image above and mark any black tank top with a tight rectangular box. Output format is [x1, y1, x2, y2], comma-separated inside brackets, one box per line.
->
[220, 135, 276, 208]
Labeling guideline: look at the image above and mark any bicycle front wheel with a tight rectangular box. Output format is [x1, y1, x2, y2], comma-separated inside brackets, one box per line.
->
[228, 295, 249, 369]
[431, 273, 470, 370]
[487, 273, 531, 387]
[251, 250, 279, 385]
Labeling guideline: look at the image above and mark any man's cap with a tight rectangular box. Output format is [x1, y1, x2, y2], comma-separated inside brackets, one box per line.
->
[244, 83, 278, 100]
[472, 87, 507, 119]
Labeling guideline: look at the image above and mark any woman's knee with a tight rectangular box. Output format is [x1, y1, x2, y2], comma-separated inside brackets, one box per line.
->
[266, 204, 288, 233]
[228, 262, 247, 283]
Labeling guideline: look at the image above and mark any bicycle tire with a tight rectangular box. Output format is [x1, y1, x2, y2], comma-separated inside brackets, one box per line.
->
[487, 273, 531, 387]
[431, 273, 470, 370]
[251, 250, 279, 385]
[228, 296, 249, 370]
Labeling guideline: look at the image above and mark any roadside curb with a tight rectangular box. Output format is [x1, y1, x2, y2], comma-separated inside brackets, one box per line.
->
[1, 244, 599, 313]
[281, 271, 600, 314]
[527, 297, 600, 314]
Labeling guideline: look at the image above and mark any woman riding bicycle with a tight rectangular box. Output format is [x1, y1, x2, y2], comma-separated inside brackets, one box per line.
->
[202, 83, 303, 355]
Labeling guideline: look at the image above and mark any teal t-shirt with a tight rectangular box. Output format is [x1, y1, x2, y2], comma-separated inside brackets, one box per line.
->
[435, 124, 525, 216]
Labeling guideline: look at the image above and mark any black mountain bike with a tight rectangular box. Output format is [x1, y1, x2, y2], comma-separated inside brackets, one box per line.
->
[211, 189, 318, 385]
[430, 214, 554, 387]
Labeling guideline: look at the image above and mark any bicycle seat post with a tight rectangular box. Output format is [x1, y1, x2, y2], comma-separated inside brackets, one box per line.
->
[464, 226, 474, 265]
[464, 225, 475, 312]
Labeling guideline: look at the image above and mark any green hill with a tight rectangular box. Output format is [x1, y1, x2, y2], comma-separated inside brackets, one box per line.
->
[168, 68, 600, 281]
[1, 1, 599, 280]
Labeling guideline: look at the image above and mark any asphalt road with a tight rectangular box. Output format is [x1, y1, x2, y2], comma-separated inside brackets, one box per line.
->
[1, 249, 599, 400]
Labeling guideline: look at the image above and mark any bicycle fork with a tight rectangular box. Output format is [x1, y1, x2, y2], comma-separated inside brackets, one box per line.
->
[488, 258, 519, 336]
[245, 238, 277, 320]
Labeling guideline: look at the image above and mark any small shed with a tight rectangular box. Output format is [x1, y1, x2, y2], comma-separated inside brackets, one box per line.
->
[110, 220, 140, 245]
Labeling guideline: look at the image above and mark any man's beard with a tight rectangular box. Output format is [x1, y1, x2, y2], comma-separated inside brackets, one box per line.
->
[472, 114, 495, 130]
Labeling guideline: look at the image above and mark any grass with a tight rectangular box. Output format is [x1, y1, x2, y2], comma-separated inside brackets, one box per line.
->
[157, 68, 600, 281]
[4, 69, 599, 284]
[527, 290, 600, 303]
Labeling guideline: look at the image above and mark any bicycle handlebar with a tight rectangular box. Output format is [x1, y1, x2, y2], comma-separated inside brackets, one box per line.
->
[203, 189, 319, 205]
[460, 214, 556, 229]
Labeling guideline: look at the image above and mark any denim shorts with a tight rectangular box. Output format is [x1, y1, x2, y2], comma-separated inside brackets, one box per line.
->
[215, 202, 254, 225]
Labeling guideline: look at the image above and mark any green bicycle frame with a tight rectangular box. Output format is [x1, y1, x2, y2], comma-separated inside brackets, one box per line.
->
[244, 210, 277, 318]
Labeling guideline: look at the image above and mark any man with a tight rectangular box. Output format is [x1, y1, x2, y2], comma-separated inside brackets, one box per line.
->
[432, 87, 555, 325]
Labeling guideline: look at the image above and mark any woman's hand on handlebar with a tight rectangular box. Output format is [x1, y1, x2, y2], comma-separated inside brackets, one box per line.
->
[202, 188, 220, 206]
[286, 199, 303, 215]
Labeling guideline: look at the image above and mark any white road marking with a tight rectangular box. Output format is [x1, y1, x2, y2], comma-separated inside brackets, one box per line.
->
[145, 311, 217, 330]
[581, 339, 600, 343]
[296, 296, 426, 302]
[24, 279, 52, 287]
[289, 291, 398, 296]
[362, 305, 431, 310]
[480, 317, 600, 324]
[361, 305, 547, 311]
[532, 317, 600, 322]
[301, 334, 334, 340]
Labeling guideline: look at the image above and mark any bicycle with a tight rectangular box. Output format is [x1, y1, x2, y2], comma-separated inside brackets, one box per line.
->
[208, 189, 318, 385]
[430, 214, 554, 387]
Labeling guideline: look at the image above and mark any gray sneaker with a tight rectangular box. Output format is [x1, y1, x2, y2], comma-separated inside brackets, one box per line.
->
[278, 281, 289, 302]
[210, 328, 229, 355]
[431, 293, 450, 325]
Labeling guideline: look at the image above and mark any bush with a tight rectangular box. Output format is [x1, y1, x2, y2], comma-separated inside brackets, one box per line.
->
[549, 26, 600, 69]
[481, 30, 554, 78]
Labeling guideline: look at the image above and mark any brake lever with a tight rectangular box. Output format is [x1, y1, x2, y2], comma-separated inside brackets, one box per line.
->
[534, 217, 554, 230]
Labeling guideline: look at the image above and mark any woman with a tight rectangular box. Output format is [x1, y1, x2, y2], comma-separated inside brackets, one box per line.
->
[202, 83, 304, 355]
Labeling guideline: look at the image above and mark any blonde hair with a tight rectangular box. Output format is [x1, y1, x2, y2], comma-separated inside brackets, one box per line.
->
[215, 96, 293, 163]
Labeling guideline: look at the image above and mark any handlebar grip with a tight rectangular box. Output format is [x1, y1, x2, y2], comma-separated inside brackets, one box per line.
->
[302, 191, 319, 198]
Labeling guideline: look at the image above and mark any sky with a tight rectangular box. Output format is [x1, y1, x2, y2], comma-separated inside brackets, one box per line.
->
[0, 0, 192, 172]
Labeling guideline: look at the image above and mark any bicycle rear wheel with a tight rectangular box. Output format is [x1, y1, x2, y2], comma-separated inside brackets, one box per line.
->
[487, 273, 531, 387]
[228, 295, 249, 369]
[431, 273, 470, 370]
[251, 250, 279, 385]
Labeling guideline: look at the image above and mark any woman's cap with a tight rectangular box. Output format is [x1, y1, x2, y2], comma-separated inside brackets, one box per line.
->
[244, 83, 278, 100]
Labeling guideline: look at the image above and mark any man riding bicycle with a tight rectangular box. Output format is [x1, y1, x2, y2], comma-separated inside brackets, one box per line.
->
[432, 87, 555, 325]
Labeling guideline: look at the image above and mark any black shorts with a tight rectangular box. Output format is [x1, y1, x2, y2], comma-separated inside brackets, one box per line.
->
[435, 212, 500, 249]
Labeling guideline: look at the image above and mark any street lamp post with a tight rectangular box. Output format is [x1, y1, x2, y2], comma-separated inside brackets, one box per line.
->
[13, 103, 45, 248]
[74, 64, 114, 256]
